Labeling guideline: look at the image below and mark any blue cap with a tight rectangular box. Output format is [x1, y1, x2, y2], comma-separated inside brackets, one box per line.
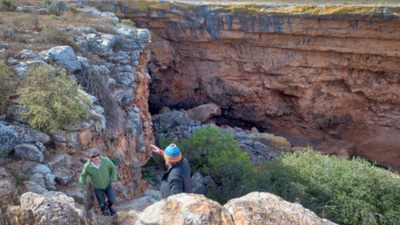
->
[164, 144, 182, 162]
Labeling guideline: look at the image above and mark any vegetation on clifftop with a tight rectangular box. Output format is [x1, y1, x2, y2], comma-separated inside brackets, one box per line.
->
[163, 125, 400, 225]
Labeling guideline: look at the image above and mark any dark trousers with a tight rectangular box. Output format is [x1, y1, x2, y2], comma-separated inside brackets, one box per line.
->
[94, 184, 115, 213]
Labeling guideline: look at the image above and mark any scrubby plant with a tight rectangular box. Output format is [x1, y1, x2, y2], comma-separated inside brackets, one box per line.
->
[121, 19, 136, 28]
[254, 149, 400, 225]
[0, 60, 17, 115]
[42, 26, 78, 51]
[0, 27, 15, 41]
[43, 0, 51, 8]
[79, 66, 123, 138]
[49, 14, 56, 19]
[0, 0, 16, 12]
[173, 125, 256, 203]
[48, 0, 66, 16]
[18, 65, 89, 133]
[67, 4, 76, 12]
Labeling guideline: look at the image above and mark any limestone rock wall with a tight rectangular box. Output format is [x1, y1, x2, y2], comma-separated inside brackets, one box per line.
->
[95, 0, 400, 170]
[0, 5, 154, 211]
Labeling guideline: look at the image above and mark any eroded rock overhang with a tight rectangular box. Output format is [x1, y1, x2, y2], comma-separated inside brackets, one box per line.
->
[89, 0, 400, 170]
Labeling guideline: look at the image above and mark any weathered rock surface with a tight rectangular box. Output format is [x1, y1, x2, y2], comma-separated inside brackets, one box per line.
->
[115, 1, 400, 170]
[14, 143, 44, 163]
[40, 46, 82, 72]
[135, 193, 235, 225]
[186, 103, 221, 123]
[224, 192, 335, 225]
[3, 205, 22, 225]
[20, 191, 88, 225]
[0, 124, 50, 154]
[0, 167, 17, 205]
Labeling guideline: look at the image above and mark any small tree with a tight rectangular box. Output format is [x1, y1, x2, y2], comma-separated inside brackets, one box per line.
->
[0, 0, 17, 12]
[176, 125, 256, 203]
[18, 65, 89, 133]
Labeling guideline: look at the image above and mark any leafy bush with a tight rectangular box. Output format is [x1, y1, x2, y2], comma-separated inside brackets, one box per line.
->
[42, 26, 78, 51]
[254, 149, 400, 225]
[48, 0, 66, 16]
[18, 65, 89, 133]
[173, 125, 256, 203]
[43, 0, 51, 8]
[0, 60, 16, 115]
[0, 0, 16, 12]
[67, 4, 76, 12]
[121, 19, 136, 28]
[49, 14, 56, 19]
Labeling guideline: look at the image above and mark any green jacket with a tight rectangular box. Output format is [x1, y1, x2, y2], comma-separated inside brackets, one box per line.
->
[79, 156, 117, 189]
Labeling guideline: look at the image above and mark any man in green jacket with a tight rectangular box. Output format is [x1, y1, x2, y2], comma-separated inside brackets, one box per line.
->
[77, 148, 117, 216]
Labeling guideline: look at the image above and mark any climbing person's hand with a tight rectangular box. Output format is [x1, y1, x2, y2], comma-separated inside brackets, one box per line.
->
[151, 145, 164, 156]
[77, 188, 84, 193]
[111, 181, 116, 188]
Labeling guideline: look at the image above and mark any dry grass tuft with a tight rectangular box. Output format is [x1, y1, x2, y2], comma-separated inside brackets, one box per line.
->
[80, 67, 123, 138]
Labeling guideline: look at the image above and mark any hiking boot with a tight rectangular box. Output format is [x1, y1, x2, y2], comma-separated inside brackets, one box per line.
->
[109, 207, 116, 216]
[101, 210, 110, 216]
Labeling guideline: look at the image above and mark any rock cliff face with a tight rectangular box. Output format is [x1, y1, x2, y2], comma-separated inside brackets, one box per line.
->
[95, 1, 400, 170]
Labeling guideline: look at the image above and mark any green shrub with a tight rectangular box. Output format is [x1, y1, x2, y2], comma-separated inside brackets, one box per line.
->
[67, 4, 76, 12]
[174, 125, 256, 203]
[121, 19, 136, 28]
[0, 0, 16, 12]
[48, 0, 66, 16]
[18, 65, 89, 133]
[255, 149, 400, 225]
[0, 60, 16, 115]
[43, 0, 51, 8]
[49, 14, 56, 19]
[42, 26, 78, 51]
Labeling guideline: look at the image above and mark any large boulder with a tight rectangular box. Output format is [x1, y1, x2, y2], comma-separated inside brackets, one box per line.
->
[3, 205, 22, 225]
[135, 193, 235, 225]
[20, 191, 88, 225]
[115, 196, 158, 212]
[14, 143, 44, 163]
[0, 167, 17, 206]
[186, 103, 221, 123]
[223, 192, 336, 225]
[0, 124, 50, 154]
[190, 172, 205, 194]
[40, 46, 82, 73]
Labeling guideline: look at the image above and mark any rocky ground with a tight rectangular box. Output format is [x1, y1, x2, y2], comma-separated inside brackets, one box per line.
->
[0, 2, 336, 225]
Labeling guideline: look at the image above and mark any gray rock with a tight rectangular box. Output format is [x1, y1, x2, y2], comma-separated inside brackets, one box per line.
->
[7, 105, 28, 123]
[0, 167, 17, 205]
[40, 46, 82, 73]
[0, 124, 50, 153]
[29, 173, 46, 189]
[77, 56, 90, 68]
[44, 173, 56, 190]
[5, 161, 51, 177]
[46, 153, 73, 172]
[75, 27, 97, 34]
[20, 192, 87, 225]
[203, 176, 216, 188]
[15, 49, 41, 61]
[115, 72, 135, 85]
[23, 181, 48, 194]
[190, 172, 205, 194]
[253, 141, 269, 151]
[15, 143, 44, 163]
[13, 60, 50, 78]
[35, 142, 46, 152]
[87, 33, 118, 56]
[54, 170, 75, 185]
